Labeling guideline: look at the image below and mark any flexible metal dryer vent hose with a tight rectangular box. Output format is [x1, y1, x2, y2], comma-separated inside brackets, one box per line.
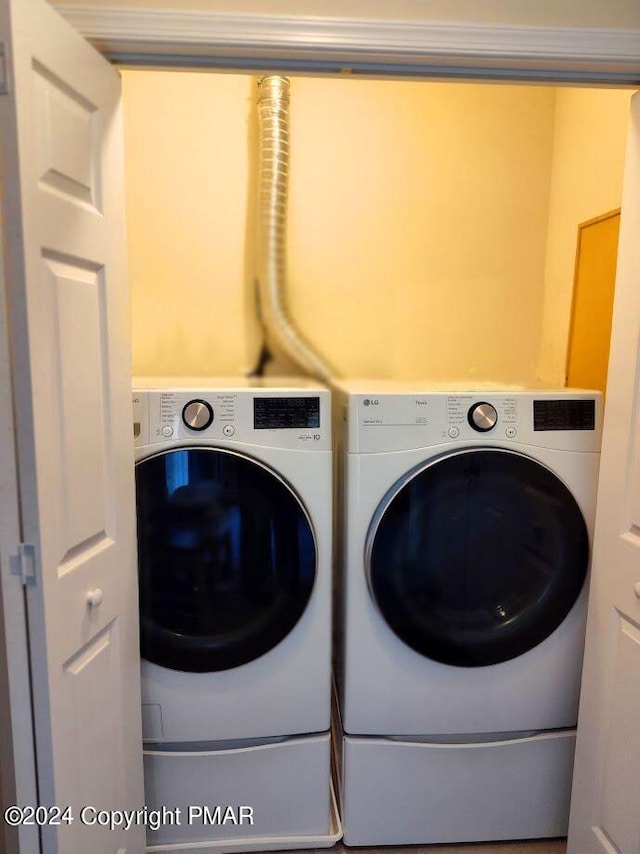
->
[256, 75, 334, 381]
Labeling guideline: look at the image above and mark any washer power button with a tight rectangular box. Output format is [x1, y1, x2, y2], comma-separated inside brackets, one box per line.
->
[506, 426, 517, 438]
[223, 424, 235, 437]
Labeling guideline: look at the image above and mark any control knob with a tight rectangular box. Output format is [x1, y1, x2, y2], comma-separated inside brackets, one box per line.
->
[468, 402, 498, 432]
[182, 399, 214, 431]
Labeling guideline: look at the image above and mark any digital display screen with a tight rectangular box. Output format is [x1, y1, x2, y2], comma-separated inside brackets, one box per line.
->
[534, 399, 595, 431]
[254, 397, 320, 430]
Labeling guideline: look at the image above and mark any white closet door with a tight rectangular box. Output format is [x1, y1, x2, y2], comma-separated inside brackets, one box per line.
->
[0, 0, 144, 852]
[567, 91, 640, 854]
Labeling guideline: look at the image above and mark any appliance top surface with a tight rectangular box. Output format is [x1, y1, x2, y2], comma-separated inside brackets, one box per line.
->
[332, 378, 592, 394]
[133, 375, 328, 392]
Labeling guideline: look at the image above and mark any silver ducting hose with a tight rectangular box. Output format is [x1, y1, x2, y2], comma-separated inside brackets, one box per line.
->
[256, 75, 335, 381]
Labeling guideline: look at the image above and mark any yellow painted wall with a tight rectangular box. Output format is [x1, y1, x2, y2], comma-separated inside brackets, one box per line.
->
[537, 88, 632, 385]
[287, 78, 556, 380]
[123, 71, 557, 382]
[123, 71, 261, 377]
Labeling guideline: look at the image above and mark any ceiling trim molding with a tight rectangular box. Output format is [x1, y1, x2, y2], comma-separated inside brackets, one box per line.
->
[55, 6, 640, 79]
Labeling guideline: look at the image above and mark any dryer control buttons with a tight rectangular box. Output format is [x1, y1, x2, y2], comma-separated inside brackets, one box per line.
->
[161, 425, 174, 438]
[468, 402, 498, 432]
[447, 426, 460, 438]
[182, 399, 214, 431]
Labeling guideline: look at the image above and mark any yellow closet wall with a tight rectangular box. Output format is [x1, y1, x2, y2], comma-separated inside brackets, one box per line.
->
[286, 78, 555, 381]
[538, 87, 632, 386]
[123, 72, 261, 377]
[123, 71, 557, 382]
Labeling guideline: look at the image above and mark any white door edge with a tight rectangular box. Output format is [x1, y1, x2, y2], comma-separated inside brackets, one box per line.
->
[0, 144, 39, 854]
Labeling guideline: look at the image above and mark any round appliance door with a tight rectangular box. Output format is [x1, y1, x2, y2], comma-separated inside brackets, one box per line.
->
[135, 447, 316, 673]
[367, 448, 589, 667]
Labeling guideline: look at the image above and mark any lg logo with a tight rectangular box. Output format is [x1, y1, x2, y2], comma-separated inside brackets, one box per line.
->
[363, 399, 379, 407]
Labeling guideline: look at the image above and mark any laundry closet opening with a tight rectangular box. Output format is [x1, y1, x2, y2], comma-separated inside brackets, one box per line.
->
[120, 70, 632, 390]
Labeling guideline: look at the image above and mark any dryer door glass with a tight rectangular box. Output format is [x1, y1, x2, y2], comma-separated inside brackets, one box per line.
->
[368, 448, 589, 667]
[135, 448, 316, 672]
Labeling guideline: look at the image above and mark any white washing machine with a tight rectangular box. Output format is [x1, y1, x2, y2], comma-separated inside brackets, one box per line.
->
[333, 381, 602, 846]
[133, 378, 337, 852]
[133, 378, 332, 744]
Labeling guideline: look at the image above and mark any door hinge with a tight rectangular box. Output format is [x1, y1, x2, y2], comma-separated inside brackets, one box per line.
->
[0, 43, 9, 96]
[10, 544, 36, 587]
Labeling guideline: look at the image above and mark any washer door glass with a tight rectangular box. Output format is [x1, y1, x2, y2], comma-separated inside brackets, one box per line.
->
[368, 448, 589, 667]
[136, 448, 316, 673]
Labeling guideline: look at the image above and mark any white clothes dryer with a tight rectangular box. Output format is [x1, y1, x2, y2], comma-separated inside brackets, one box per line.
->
[133, 378, 332, 745]
[333, 381, 602, 845]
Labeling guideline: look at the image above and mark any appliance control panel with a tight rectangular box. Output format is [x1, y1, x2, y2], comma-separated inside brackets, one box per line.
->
[133, 389, 331, 451]
[347, 391, 602, 453]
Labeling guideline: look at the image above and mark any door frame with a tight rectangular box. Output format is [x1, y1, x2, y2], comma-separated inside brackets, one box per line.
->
[0, 163, 40, 854]
[0, 5, 637, 851]
[52, 7, 640, 83]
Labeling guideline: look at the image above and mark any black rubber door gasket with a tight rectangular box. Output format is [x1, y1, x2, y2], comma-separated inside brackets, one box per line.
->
[367, 448, 589, 667]
[136, 447, 316, 673]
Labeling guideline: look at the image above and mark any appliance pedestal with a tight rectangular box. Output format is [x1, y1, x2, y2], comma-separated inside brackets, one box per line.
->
[144, 732, 340, 851]
[337, 722, 575, 846]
